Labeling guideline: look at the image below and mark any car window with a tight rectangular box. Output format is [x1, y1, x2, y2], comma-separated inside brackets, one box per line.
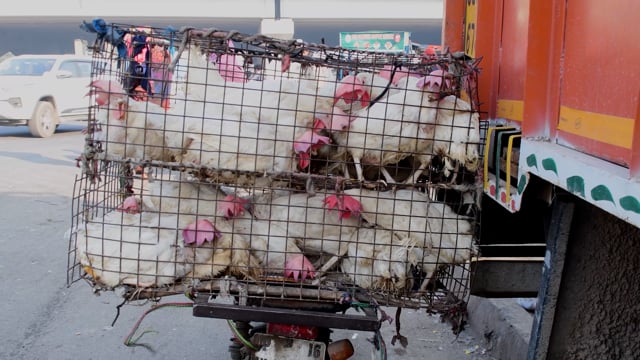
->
[58, 60, 93, 78]
[77, 61, 92, 77]
[59, 61, 79, 77]
[0, 58, 55, 76]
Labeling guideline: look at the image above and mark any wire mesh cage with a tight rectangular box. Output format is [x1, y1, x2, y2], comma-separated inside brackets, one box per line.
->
[67, 21, 484, 319]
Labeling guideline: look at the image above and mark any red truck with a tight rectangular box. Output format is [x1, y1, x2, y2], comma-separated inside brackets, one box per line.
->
[448, 1, 640, 358]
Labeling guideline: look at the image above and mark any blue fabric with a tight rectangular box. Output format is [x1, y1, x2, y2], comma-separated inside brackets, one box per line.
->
[163, 26, 177, 58]
[80, 18, 128, 59]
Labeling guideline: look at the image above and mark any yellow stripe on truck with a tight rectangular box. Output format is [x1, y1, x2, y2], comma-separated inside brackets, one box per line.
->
[497, 99, 524, 122]
[558, 106, 634, 149]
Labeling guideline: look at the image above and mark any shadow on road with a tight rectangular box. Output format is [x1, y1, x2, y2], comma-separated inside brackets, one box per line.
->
[0, 123, 86, 137]
[0, 150, 78, 167]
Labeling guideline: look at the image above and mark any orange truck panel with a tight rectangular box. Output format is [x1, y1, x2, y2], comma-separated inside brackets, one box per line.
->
[495, 0, 529, 123]
[458, 0, 640, 168]
[449, 0, 640, 226]
[556, 0, 639, 166]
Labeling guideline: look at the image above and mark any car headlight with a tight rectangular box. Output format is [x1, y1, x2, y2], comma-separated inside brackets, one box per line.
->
[7, 97, 22, 107]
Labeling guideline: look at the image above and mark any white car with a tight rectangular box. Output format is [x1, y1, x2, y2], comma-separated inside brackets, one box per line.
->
[0, 54, 98, 137]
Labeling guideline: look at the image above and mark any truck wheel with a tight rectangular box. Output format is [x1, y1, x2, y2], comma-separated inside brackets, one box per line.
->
[29, 101, 58, 138]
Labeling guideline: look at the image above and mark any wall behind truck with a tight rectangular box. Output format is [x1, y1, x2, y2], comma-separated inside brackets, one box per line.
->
[546, 198, 640, 359]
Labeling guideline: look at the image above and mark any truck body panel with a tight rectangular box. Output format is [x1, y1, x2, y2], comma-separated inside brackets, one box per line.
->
[447, 0, 640, 227]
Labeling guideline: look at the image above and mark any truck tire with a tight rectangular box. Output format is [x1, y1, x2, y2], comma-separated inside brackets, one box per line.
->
[29, 101, 58, 138]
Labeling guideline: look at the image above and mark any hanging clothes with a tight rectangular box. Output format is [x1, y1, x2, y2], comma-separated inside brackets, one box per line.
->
[124, 30, 152, 97]
[149, 43, 172, 106]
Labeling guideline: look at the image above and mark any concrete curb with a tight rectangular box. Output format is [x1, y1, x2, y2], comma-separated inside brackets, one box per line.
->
[467, 296, 534, 360]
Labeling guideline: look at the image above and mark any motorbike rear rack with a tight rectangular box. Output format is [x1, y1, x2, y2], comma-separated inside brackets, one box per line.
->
[192, 295, 381, 331]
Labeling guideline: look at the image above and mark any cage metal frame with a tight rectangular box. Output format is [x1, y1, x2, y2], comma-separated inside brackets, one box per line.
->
[68, 23, 485, 331]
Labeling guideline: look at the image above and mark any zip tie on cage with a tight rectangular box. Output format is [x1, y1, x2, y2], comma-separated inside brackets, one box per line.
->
[123, 302, 194, 349]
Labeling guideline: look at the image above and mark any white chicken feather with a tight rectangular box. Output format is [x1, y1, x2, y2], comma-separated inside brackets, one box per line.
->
[341, 227, 418, 292]
[231, 214, 309, 278]
[185, 216, 263, 281]
[91, 80, 205, 162]
[343, 188, 475, 291]
[412, 95, 481, 182]
[335, 74, 480, 184]
[72, 210, 212, 288]
[251, 192, 362, 275]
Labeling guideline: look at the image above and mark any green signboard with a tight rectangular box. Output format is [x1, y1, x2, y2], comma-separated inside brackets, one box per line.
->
[339, 31, 411, 53]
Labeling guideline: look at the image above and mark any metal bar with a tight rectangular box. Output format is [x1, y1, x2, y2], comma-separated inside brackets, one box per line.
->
[274, 0, 281, 20]
[470, 257, 543, 297]
[193, 302, 381, 331]
[478, 243, 546, 257]
[505, 134, 522, 202]
[527, 197, 573, 360]
[493, 128, 519, 199]
[484, 126, 514, 191]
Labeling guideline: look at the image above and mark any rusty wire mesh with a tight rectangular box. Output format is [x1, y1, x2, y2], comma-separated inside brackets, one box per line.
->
[67, 23, 484, 315]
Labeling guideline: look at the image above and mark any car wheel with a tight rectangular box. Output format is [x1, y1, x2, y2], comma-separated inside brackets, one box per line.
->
[29, 101, 58, 138]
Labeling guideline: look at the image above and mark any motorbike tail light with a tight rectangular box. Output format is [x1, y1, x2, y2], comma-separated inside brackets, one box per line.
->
[266, 323, 318, 340]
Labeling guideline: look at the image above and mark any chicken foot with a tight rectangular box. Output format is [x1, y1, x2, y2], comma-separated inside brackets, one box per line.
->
[310, 248, 348, 285]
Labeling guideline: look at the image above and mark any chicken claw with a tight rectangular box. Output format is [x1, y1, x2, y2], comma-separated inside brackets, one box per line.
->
[378, 308, 393, 324]
[284, 254, 316, 281]
[281, 54, 291, 73]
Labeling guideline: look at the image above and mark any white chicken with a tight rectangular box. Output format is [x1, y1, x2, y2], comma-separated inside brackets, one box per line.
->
[174, 46, 345, 174]
[343, 188, 476, 291]
[71, 210, 215, 288]
[335, 82, 435, 183]
[181, 44, 339, 124]
[71, 171, 262, 289]
[231, 214, 313, 281]
[335, 71, 481, 185]
[116, 170, 250, 220]
[332, 65, 421, 115]
[412, 94, 481, 183]
[90, 79, 202, 162]
[341, 227, 418, 292]
[250, 191, 362, 276]
[178, 109, 296, 173]
[184, 216, 263, 281]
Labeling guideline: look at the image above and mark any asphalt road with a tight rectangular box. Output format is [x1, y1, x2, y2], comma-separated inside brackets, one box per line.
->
[0, 123, 495, 360]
